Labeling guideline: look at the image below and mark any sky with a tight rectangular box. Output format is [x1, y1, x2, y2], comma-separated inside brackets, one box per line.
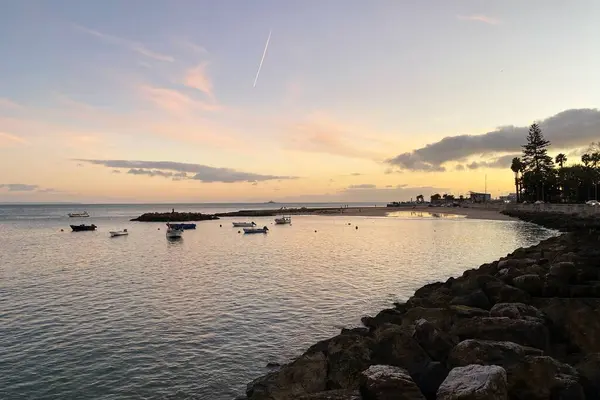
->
[1, 0, 599, 203]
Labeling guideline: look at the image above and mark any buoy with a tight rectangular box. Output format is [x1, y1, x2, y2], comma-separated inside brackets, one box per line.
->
[315, 230, 317, 233]
[348, 223, 351, 225]
[238, 230, 241, 233]
[158, 228, 160, 230]
[60, 229, 64, 232]
[355, 226, 358, 230]
[219, 224, 222, 227]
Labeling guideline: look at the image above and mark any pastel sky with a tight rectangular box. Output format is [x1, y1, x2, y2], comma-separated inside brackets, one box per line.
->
[1, 1, 599, 203]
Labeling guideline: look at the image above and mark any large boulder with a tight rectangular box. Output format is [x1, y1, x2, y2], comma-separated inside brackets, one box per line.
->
[436, 364, 508, 400]
[575, 353, 600, 399]
[359, 365, 426, 400]
[322, 333, 375, 389]
[449, 289, 491, 310]
[246, 351, 328, 399]
[447, 339, 543, 369]
[489, 303, 544, 320]
[451, 317, 549, 350]
[412, 319, 457, 362]
[548, 262, 578, 282]
[362, 309, 405, 330]
[297, 390, 361, 400]
[508, 356, 584, 400]
[533, 298, 600, 353]
[512, 274, 543, 296]
[481, 280, 530, 305]
[372, 324, 431, 374]
[410, 361, 448, 400]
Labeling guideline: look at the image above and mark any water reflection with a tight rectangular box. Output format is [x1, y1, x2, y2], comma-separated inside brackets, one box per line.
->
[387, 210, 466, 219]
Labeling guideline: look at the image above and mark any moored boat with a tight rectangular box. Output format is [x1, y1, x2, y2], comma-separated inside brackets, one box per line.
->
[274, 216, 291, 225]
[166, 224, 184, 239]
[70, 224, 97, 232]
[243, 226, 269, 234]
[168, 223, 196, 230]
[110, 229, 128, 237]
[232, 221, 256, 227]
[68, 211, 89, 218]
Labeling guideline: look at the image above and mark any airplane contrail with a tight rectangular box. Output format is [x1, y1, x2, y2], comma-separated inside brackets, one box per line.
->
[253, 29, 272, 88]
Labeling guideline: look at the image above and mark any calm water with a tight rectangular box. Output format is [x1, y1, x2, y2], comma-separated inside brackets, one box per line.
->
[0, 203, 556, 399]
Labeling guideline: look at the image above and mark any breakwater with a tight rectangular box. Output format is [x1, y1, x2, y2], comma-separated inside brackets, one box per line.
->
[130, 212, 219, 222]
[242, 211, 600, 399]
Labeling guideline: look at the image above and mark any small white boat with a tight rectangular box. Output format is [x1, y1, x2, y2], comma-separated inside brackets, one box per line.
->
[232, 221, 256, 227]
[110, 229, 128, 237]
[68, 211, 89, 218]
[243, 226, 269, 234]
[166, 224, 184, 239]
[274, 216, 291, 225]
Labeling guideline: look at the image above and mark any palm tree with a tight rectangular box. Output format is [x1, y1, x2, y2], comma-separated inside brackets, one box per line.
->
[555, 153, 567, 168]
[510, 157, 523, 202]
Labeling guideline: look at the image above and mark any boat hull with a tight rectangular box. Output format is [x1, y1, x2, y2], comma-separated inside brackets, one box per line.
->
[68, 213, 89, 218]
[166, 229, 183, 238]
[243, 228, 268, 234]
[233, 222, 256, 227]
[110, 231, 128, 237]
[168, 223, 196, 230]
[274, 218, 291, 225]
[70, 224, 96, 232]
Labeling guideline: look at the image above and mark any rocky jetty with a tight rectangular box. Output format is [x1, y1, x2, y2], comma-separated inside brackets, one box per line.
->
[243, 211, 600, 399]
[130, 212, 219, 222]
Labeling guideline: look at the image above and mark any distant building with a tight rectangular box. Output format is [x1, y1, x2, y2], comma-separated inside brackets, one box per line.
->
[470, 192, 491, 203]
[499, 193, 517, 203]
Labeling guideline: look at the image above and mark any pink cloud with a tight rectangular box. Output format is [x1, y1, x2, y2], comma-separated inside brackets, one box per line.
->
[0, 131, 27, 146]
[457, 15, 500, 25]
[140, 85, 220, 113]
[184, 62, 214, 98]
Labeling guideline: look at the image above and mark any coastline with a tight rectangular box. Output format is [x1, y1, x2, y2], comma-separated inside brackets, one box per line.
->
[242, 210, 600, 399]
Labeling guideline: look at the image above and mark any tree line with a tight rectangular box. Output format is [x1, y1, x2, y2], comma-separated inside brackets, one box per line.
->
[510, 123, 600, 203]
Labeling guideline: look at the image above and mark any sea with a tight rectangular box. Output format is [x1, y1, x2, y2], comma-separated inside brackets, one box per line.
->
[0, 203, 557, 399]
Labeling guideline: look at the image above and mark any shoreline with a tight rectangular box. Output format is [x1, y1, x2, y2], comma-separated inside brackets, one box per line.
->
[243, 210, 600, 399]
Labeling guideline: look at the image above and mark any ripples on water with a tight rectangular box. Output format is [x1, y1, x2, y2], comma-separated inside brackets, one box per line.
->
[0, 205, 557, 399]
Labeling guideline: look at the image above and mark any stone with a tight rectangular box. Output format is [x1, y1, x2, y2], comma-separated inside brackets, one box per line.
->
[508, 356, 584, 400]
[246, 351, 328, 399]
[481, 280, 530, 305]
[372, 324, 431, 374]
[410, 361, 448, 400]
[320, 333, 375, 389]
[496, 267, 523, 284]
[533, 298, 600, 353]
[447, 339, 543, 369]
[447, 305, 490, 319]
[412, 319, 457, 362]
[436, 364, 508, 400]
[489, 303, 544, 320]
[362, 309, 404, 329]
[297, 390, 362, 400]
[575, 353, 600, 399]
[359, 365, 426, 400]
[451, 317, 549, 350]
[548, 262, 578, 282]
[400, 307, 454, 332]
[449, 289, 491, 310]
[512, 274, 543, 296]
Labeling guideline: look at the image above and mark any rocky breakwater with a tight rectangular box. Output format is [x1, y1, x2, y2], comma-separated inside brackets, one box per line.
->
[130, 212, 219, 222]
[243, 212, 600, 399]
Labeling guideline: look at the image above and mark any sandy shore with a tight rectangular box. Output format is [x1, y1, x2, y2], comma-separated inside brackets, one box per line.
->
[307, 205, 515, 221]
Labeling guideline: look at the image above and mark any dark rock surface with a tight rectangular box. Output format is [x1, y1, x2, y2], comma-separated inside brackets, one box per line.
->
[436, 364, 508, 400]
[130, 211, 219, 222]
[243, 211, 600, 399]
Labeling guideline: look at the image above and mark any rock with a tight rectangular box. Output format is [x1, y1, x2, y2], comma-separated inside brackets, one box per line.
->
[436, 364, 508, 400]
[449, 289, 491, 310]
[297, 390, 362, 400]
[508, 356, 584, 400]
[548, 262, 578, 282]
[410, 361, 448, 400]
[489, 303, 544, 320]
[575, 353, 600, 399]
[359, 365, 426, 400]
[497, 259, 513, 269]
[399, 307, 454, 332]
[481, 280, 530, 305]
[246, 351, 328, 399]
[412, 319, 457, 362]
[512, 274, 543, 296]
[362, 309, 404, 329]
[372, 324, 431, 374]
[319, 332, 375, 389]
[447, 339, 543, 369]
[447, 305, 490, 318]
[496, 267, 523, 284]
[533, 298, 600, 353]
[542, 275, 571, 297]
[524, 264, 547, 276]
[451, 317, 549, 350]
[130, 211, 219, 222]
